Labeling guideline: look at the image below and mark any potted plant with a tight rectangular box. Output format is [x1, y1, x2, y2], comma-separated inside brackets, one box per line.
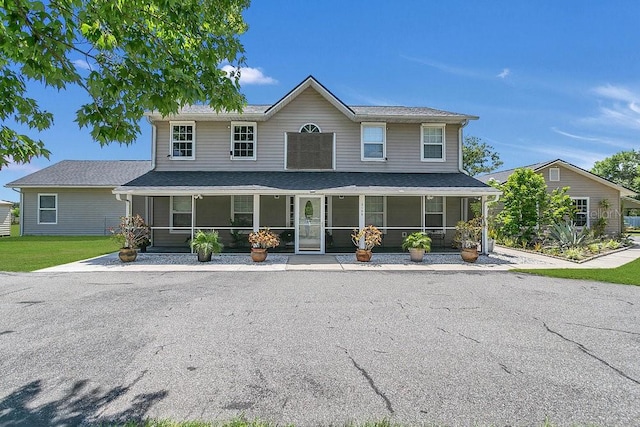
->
[351, 225, 383, 262]
[248, 228, 280, 262]
[455, 217, 483, 263]
[110, 215, 150, 262]
[402, 231, 432, 262]
[190, 229, 223, 262]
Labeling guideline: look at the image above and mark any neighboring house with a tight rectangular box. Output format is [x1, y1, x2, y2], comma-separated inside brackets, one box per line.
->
[6, 160, 151, 235]
[111, 75, 499, 253]
[0, 200, 11, 236]
[478, 159, 637, 234]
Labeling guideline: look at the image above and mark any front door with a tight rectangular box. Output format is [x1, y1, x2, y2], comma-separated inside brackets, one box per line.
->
[295, 195, 324, 253]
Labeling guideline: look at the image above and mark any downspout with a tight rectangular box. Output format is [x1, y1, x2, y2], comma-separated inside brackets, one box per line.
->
[148, 117, 157, 170]
[458, 119, 469, 174]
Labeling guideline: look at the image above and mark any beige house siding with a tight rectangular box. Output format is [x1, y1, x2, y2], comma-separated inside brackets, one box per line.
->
[21, 188, 126, 235]
[154, 87, 461, 173]
[0, 203, 11, 236]
[538, 165, 621, 234]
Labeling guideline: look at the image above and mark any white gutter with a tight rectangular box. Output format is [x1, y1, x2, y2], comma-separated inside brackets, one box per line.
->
[458, 119, 469, 174]
[149, 118, 157, 170]
[111, 188, 502, 197]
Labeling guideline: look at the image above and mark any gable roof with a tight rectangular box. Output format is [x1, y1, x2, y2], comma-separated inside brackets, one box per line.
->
[6, 160, 151, 188]
[145, 75, 478, 123]
[477, 159, 636, 197]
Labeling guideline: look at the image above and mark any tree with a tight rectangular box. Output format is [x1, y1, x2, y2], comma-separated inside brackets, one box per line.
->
[591, 150, 640, 194]
[491, 168, 574, 244]
[462, 136, 503, 176]
[0, 0, 250, 168]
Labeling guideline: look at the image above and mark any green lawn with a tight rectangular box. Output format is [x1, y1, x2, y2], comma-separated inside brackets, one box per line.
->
[10, 223, 19, 236]
[514, 258, 640, 286]
[0, 233, 119, 272]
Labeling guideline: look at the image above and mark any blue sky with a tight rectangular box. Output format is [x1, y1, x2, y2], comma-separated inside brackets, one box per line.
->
[2, 0, 639, 202]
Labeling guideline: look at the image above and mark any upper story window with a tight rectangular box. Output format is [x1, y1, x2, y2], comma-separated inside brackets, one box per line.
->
[361, 123, 386, 161]
[170, 121, 195, 160]
[231, 122, 257, 160]
[38, 193, 57, 224]
[549, 167, 560, 182]
[421, 124, 446, 162]
[300, 123, 321, 133]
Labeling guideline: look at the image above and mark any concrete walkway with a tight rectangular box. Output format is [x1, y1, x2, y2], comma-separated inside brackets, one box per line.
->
[34, 243, 640, 273]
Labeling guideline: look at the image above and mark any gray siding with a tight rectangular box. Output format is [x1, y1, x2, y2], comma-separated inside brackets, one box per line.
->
[22, 188, 126, 235]
[154, 87, 461, 173]
[0, 205, 10, 236]
[539, 165, 621, 234]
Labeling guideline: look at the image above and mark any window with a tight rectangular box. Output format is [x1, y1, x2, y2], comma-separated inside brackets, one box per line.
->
[549, 167, 560, 182]
[365, 196, 386, 229]
[38, 193, 57, 224]
[421, 124, 445, 161]
[232, 195, 254, 226]
[170, 196, 192, 233]
[425, 196, 445, 228]
[572, 198, 589, 227]
[300, 123, 321, 133]
[170, 122, 195, 159]
[231, 122, 257, 160]
[361, 123, 386, 160]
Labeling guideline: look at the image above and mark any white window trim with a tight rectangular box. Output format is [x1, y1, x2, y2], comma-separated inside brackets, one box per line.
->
[364, 195, 387, 232]
[37, 193, 57, 225]
[571, 197, 590, 228]
[424, 196, 446, 231]
[169, 196, 192, 234]
[230, 121, 257, 161]
[169, 121, 196, 161]
[361, 122, 387, 162]
[420, 123, 446, 162]
[549, 167, 560, 182]
[300, 123, 321, 133]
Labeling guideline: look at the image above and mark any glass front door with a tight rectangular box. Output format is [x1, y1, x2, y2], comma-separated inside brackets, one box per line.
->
[295, 195, 324, 253]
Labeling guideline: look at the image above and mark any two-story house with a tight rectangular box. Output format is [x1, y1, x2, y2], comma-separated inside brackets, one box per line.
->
[114, 76, 500, 253]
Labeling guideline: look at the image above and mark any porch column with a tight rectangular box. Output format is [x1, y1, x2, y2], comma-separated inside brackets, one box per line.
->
[358, 195, 365, 230]
[481, 195, 488, 255]
[190, 195, 196, 252]
[253, 194, 260, 232]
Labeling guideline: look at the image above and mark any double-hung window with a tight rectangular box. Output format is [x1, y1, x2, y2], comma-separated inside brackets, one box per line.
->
[421, 124, 445, 161]
[232, 195, 254, 226]
[425, 196, 445, 229]
[170, 196, 192, 233]
[231, 122, 257, 160]
[361, 123, 386, 161]
[170, 122, 195, 160]
[365, 196, 386, 230]
[572, 198, 589, 227]
[38, 193, 57, 224]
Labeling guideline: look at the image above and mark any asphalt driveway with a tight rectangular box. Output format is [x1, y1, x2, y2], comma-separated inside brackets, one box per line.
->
[0, 270, 639, 426]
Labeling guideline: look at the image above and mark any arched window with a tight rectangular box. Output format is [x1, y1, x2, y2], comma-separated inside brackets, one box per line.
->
[300, 123, 321, 133]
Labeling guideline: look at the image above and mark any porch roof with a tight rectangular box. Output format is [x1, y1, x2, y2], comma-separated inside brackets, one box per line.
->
[115, 171, 501, 196]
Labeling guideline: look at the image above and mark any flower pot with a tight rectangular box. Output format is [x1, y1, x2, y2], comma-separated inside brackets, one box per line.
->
[118, 248, 137, 263]
[251, 248, 268, 262]
[408, 248, 425, 262]
[355, 249, 372, 262]
[197, 251, 212, 262]
[461, 248, 479, 263]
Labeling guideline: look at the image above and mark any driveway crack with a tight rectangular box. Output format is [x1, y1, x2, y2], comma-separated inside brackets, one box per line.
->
[543, 322, 640, 386]
[564, 322, 640, 336]
[338, 346, 394, 413]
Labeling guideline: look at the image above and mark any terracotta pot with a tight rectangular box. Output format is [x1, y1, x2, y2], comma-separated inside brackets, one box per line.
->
[118, 248, 137, 263]
[251, 248, 268, 262]
[461, 248, 479, 263]
[197, 251, 212, 262]
[408, 248, 425, 262]
[355, 249, 372, 262]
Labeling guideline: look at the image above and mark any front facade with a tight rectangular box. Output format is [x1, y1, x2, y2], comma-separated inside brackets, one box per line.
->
[115, 76, 500, 253]
[479, 159, 636, 235]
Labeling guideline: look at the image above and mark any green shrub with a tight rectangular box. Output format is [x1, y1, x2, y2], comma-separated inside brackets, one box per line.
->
[546, 221, 592, 250]
[587, 243, 601, 254]
[604, 239, 622, 250]
[564, 247, 586, 260]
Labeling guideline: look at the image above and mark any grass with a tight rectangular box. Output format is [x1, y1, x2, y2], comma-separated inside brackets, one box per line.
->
[514, 257, 640, 286]
[10, 223, 19, 236]
[0, 232, 119, 272]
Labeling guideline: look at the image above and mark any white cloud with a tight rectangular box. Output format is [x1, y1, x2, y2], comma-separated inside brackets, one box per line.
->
[401, 55, 480, 78]
[582, 84, 640, 130]
[551, 127, 636, 150]
[221, 66, 277, 85]
[72, 59, 91, 70]
[497, 68, 510, 79]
